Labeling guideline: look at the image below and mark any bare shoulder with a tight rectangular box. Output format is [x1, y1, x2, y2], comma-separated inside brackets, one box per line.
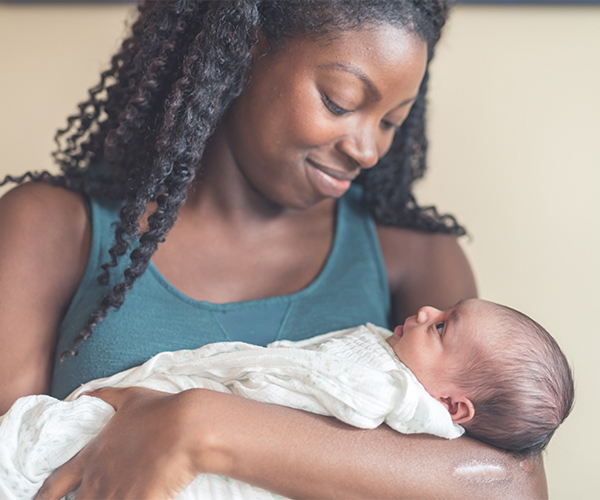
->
[377, 225, 477, 322]
[0, 182, 90, 279]
[0, 182, 91, 410]
[0, 181, 87, 230]
[377, 225, 474, 285]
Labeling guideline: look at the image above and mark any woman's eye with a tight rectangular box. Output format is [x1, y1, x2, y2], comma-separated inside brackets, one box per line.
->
[436, 322, 445, 336]
[322, 94, 351, 116]
[381, 120, 401, 131]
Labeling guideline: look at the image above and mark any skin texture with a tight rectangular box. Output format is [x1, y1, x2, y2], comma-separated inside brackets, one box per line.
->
[0, 25, 547, 500]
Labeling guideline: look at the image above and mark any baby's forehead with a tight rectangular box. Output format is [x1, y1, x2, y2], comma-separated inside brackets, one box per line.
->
[456, 298, 500, 319]
[454, 299, 503, 341]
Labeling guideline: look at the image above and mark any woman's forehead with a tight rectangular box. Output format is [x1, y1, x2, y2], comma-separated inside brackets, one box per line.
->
[280, 24, 426, 64]
[262, 25, 428, 99]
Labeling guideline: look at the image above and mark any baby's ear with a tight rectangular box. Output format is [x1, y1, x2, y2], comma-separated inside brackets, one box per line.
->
[439, 396, 475, 424]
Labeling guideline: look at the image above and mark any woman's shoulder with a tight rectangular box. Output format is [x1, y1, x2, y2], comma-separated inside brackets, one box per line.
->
[0, 182, 91, 297]
[376, 224, 477, 317]
[1, 179, 85, 208]
[1, 181, 89, 239]
[0, 182, 92, 408]
[376, 224, 471, 281]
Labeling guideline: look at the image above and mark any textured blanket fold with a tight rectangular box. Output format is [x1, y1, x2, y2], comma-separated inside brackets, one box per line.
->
[0, 324, 462, 500]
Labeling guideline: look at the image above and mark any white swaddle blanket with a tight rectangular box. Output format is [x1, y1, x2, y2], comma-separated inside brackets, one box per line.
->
[0, 324, 463, 500]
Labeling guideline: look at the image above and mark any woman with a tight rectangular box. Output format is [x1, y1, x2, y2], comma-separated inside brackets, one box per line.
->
[0, 1, 546, 498]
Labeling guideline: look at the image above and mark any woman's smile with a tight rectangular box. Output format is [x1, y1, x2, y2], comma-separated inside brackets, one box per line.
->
[305, 159, 358, 198]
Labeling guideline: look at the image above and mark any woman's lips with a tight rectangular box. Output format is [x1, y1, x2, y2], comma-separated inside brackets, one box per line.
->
[393, 325, 404, 338]
[306, 160, 353, 198]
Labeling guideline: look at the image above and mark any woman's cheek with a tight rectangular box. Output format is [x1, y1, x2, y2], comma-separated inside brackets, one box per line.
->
[378, 132, 396, 158]
[280, 84, 340, 148]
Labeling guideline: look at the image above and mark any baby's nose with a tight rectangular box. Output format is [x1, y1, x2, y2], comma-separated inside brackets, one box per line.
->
[416, 306, 442, 324]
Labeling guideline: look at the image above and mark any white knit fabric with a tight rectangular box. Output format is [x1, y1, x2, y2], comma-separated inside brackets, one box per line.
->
[0, 324, 463, 499]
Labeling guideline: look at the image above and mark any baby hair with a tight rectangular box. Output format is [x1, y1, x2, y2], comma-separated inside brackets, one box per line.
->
[455, 304, 574, 455]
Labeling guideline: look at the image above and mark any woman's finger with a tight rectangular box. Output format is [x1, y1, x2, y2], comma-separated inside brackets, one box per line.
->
[34, 451, 84, 500]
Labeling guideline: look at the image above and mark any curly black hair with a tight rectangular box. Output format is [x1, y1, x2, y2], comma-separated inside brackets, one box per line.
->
[1, 0, 464, 358]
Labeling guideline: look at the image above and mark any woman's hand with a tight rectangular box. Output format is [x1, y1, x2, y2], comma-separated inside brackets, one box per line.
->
[34, 387, 201, 500]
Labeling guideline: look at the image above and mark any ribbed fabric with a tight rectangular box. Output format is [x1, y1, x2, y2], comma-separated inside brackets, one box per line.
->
[51, 185, 391, 399]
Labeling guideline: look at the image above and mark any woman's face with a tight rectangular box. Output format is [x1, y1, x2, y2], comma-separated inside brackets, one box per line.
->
[220, 24, 428, 209]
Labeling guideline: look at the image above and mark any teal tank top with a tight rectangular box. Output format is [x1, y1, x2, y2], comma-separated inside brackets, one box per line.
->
[51, 185, 391, 399]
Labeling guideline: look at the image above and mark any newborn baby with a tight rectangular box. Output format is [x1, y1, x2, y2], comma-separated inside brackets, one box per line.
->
[0, 299, 573, 500]
[385, 298, 574, 453]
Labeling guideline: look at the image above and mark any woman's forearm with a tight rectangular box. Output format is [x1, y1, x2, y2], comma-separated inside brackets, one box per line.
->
[185, 389, 547, 500]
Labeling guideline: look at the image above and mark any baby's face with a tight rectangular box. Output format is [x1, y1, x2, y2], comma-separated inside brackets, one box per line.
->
[386, 299, 494, 398]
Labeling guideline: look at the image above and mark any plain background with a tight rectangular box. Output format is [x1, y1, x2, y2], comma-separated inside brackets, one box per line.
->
[0, 3, 598, 498]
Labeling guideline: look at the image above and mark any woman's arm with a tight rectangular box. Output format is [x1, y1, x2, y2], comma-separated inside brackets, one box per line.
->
[0, 182, 90, 413]
[193, 389, 546, 500]
[36, 225, 546, 499]
[37, 386, 546, 500]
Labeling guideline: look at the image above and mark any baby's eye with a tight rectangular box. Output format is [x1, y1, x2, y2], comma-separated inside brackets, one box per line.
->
[436, 322, 445, 336]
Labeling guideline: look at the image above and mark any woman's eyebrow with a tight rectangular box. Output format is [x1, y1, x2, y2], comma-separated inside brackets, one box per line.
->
[318, 61, 382, 100]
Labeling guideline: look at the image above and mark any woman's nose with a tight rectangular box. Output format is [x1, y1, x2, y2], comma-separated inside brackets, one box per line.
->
[336, 128, 380, 169]
[416, 306, 442, 325]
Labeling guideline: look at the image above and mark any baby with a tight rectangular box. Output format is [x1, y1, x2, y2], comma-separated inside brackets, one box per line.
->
[385, 298, 574, 454]
[0, 299, 574, 500]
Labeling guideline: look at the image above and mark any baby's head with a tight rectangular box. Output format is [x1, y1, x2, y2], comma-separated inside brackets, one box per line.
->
[386, 298, 574, 454]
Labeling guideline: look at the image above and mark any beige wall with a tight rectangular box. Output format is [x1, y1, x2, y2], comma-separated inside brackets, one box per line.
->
[420, 7, 600, 499]
[1, 4, 598, 498]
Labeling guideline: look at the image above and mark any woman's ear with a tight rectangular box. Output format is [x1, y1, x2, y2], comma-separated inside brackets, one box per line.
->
[439, 395, 475, 424]
[251, 29, 270, 60]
